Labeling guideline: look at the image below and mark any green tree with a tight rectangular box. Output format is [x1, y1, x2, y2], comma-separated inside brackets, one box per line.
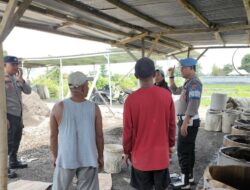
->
[240, 54, 250, 73]
[32, 66, 68, 99]
[211, 64, 224, 76]
[223, 64, 233, 75]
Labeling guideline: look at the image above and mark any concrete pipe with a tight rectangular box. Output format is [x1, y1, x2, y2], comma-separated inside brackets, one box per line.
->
[217, 147, 250, 166]
[232, 125, 250, 136]
[234, 119, 250, 127]
[210, 93, 227, 111]
[222, 110, 240, 133]
[104, 144, 123, 174]
[241, 111, 250, 120]
[223, 134, 250, 148]
[203, 165, 250, 190]
[204, 109, 222, 131]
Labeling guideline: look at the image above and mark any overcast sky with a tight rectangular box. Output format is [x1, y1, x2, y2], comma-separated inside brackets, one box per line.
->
[3, 27, 250, 77]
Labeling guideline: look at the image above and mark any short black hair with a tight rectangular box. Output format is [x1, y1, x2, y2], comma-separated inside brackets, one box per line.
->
[135, 57, 155, 79]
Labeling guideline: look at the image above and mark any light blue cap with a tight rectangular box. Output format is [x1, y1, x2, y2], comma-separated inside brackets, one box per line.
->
[180, 58, 197, 67]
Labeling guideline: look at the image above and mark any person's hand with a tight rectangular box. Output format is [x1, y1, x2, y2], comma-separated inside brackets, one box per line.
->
[167, 66, 175, 77]
[98, 156, 104, 171]
[122, 154, 130, 167]
[16, 68, 24, 83]
[169, 146, 175, 158]
[181, 123, 188, 137]
[51, 156, 57, 167]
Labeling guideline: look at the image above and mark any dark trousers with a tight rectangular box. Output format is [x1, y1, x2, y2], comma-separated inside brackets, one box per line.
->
[177, 119, 199, 176]
[7, 114, 23, 164]
[131, 166, 170, 190]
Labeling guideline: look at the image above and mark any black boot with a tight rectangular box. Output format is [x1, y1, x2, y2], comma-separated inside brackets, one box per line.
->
[9, 160, 28, 169]
[8, 169, 17, 178]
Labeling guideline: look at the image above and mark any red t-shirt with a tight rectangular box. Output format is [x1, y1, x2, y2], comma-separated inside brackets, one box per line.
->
[123, 86, 176, 171]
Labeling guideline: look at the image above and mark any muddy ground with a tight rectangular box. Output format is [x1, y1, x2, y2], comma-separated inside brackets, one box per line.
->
[8, 105, 225, 190]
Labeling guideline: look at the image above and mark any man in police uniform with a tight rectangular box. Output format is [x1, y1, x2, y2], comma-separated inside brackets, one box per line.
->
[4, 56, 31, 178]
[168, 58, 202, 189]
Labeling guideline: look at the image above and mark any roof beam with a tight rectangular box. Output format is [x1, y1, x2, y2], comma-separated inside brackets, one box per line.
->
[0, 0, 18, 42]
[214, 31, 225, 45]
[147, 34, 161, 58]
[146, 36, 182, 50]
[115, 32, 148, 45]
[57, 0, 147, 33]
[243, 0, 250, 23]
[16, 21, 165, 54]
[16, 21, 116, 44]
[106, 0, 174, 30]
[243, 0, 250, 43]
[177, 0, 225, 44]
[27, 5, 129, 37]
[177, 0, 210, 28]
[163, 24, 250, 34]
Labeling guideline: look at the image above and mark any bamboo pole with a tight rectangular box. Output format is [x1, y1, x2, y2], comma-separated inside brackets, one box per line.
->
[0, 43, 8, 190]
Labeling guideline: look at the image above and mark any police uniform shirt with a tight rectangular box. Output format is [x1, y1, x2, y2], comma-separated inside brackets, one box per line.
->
[170, 76, 202, 116]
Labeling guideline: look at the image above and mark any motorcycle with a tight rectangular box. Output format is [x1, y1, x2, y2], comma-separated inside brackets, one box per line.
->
[90, 85, 132, 104]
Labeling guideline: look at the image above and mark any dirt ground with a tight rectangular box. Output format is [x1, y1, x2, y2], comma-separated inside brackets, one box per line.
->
[8, 104, 225, 190]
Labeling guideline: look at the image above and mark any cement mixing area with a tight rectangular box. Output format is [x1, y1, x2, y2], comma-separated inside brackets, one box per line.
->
[5, 87, 250, 190]
[1, 1, 250, 190]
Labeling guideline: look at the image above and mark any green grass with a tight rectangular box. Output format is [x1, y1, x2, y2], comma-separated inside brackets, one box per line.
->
[201, 84, 250, 107]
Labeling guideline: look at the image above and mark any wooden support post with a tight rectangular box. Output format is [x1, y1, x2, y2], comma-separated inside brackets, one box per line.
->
[0, 44, 7, 190]
[187, 48, 191, 58]
[141, 38, 145, 57]
[147, 34, 161, 58]
[243, 0, 250, 44]
[171, 54, 180, 63]
[197, 48, 208, 61]
[214, 32, 225, 45]
[0, 0, 18, 41]
[0, 0, 33, 42]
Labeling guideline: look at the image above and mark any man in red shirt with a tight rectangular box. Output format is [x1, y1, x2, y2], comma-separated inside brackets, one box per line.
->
[123, 57, 176, 190]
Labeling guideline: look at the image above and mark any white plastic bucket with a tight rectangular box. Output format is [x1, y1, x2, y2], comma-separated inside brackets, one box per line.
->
[210, 93, 227, 111]
[104, 144, 123, 174]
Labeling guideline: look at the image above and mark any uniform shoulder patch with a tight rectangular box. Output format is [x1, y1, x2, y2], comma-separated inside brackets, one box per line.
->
[188, 80, 202, 100]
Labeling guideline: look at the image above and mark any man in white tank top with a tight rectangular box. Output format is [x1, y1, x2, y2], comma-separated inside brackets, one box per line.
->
[50, 71, 104, 190]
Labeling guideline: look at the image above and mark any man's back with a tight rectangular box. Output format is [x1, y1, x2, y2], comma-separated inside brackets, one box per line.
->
[56, 99, 98, 169]
[123, 86, 176, 171]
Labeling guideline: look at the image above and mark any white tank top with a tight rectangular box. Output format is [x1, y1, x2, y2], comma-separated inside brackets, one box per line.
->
[56, 99, 98, 169]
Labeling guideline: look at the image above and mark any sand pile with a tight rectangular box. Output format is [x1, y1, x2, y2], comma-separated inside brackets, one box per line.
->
[22, 92, 50, 127]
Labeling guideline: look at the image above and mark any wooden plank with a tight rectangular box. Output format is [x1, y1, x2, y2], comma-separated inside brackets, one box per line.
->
[0, 0, 18, 43]
[147, 34, 161, 57]
[214, 31, 225, 45]
[1, 0, 32, 42]
[27, 5, 129, 37]
[106, 0, 174, 30]
[243, 0, 250, 23]
[8, 180, 51, 190]
[177, 0, 210, 28]
[115, 32, 148, 45]
[197, 48, 208, 61]
[242, 0, 250, 44]
[0, 43, 7, 190]
[58, 0, 146, 32]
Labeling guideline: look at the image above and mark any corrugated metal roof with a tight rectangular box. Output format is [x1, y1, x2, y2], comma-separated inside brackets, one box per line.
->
[0, 0, 249, 56]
